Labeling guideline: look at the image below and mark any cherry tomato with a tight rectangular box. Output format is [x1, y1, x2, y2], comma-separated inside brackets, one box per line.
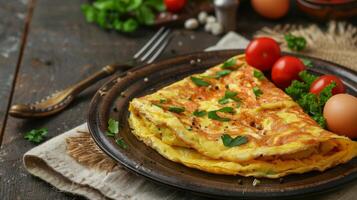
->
[310, 75, 346, 95]
[164, 0, 187, 13]
[245, 37, 281, 71]
[271, 56, 306, 88]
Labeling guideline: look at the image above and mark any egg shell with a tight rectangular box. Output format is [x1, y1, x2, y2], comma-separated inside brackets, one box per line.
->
[323, 94, 357, 139]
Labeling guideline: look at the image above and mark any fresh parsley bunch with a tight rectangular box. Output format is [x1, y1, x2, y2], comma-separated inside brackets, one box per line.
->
[81, 0, 165, 32]
[285, 34, 307, 51]
[285, 71, 335, 128]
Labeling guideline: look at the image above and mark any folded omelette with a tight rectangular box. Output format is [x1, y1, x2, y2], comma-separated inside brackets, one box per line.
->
[128, 54, 357, 178]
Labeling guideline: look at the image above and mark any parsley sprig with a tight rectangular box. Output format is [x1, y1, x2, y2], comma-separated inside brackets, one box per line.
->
[24, 128, 48, 143]
[285, 34, 307, 51]
[285, 70, 335, 128]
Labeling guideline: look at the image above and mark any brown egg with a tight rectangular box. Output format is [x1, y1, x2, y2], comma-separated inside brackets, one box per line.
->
[323, 94, 357, 139]
[251, 0, 290, 19]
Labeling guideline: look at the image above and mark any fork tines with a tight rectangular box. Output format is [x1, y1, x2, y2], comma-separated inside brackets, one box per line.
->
[133, 27, 172, 64]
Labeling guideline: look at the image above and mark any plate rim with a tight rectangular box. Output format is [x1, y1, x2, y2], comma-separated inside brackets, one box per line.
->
[87, 49, 357, 199]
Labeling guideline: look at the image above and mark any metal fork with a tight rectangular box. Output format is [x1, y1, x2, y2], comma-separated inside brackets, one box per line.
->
[9, 27, 172, 118]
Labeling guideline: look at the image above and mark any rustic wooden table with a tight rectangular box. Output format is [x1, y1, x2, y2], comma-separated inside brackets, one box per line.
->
[0, 0, 356, 199]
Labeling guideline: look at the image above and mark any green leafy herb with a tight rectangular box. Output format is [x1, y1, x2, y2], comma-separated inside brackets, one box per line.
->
[215, 69, 232, 79]
[300, 58, 313, 67]
[253, 87, 263, 97]
[299, 70, 318, 85]
[81, 0, 164, 33]
[208, 107, 234, 122]
[190, 76, 210, 87]
[168, 106, 185, 113]
[24, 128, 48, 143]
[285, 34, 307, 51]
[208, 111, 230, 122]
[193, 110, 207, 117]
[219, 91, 241, 105]
[253, 70, 265, 80]
[221, 58, 237, 69]
[116, 138, 128, 149]
[221, 134, 248, 147]
[159, 98, 167, 103]
[285, 71, 336, 128]
[108, 118, 119, 136]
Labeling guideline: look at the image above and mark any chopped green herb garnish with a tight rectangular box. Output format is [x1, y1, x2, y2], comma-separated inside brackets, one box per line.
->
[116, 138, 128, 149]
[300, 58, 313, 67]
[253, 87, 263, 97]
[24, 128, 48, 143]
[221, 58, 237, 69]
[285, 34, 307, 51]
[168, 106, 185, 113]
[193, 110, 207, 117]
[218, 107, 235, 113]
[218, 98, 230, 105]
[215, 69, 232, 79]
[219, 91, 241, 105]
[253, 70, 265, 80]
[159, 98, 167, 103]
[108, 118, 119, 135]
[208, 111, 230, 122]
[190, 76, 210, 87]
[285, 70, 335, 128]
[208, 107, 234, 122]
[221, 134, 248, 147]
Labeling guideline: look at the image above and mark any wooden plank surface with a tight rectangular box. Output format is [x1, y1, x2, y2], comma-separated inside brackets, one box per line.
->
[0, 0, 29, 143]
[0, 0, 355, 199]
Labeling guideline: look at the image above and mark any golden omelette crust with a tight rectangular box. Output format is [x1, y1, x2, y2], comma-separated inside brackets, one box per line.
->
[128, 54, 357, 177]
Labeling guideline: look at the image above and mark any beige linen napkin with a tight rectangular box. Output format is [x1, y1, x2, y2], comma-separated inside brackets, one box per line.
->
[23, 22, 357, 200]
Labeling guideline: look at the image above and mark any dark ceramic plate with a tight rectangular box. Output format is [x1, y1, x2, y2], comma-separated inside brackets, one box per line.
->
[87, 50, 357, 199]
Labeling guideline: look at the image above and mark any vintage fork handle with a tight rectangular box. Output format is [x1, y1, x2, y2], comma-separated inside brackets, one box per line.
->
[68, 63, 130, 95]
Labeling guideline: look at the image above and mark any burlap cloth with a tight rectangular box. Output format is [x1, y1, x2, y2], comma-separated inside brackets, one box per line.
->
[23, 22, 357, 200]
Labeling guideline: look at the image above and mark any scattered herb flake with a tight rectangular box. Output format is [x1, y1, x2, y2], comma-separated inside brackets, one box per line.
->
[218, 97, 230, 105]
[159, 98, 167, 103]
[221, 134, 248, 147]
[108, 118, 119, 135]
[208, 111, 230, 122]
[253, 70, 265, 80]
[221, 58, 237, 69]
[253, 87, 263, 97]
[193, 110, 207, 117]
[215, 69, 232, 79]
[168, 106, 185, 113]
[285, 34, 307, 51]
[116, 138, 128, 149]
[24, 128, 48, 143]
[219, 91, 241, 105]
[190, 76, 210, 87]
[218, 107, 235, 113]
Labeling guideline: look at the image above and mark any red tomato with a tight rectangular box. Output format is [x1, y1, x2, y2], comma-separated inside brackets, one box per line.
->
[310, 75, 346, 95]
[271, 56, 306, 88]
[164, 0, 187, 13]
[245, 37, 281, 71]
